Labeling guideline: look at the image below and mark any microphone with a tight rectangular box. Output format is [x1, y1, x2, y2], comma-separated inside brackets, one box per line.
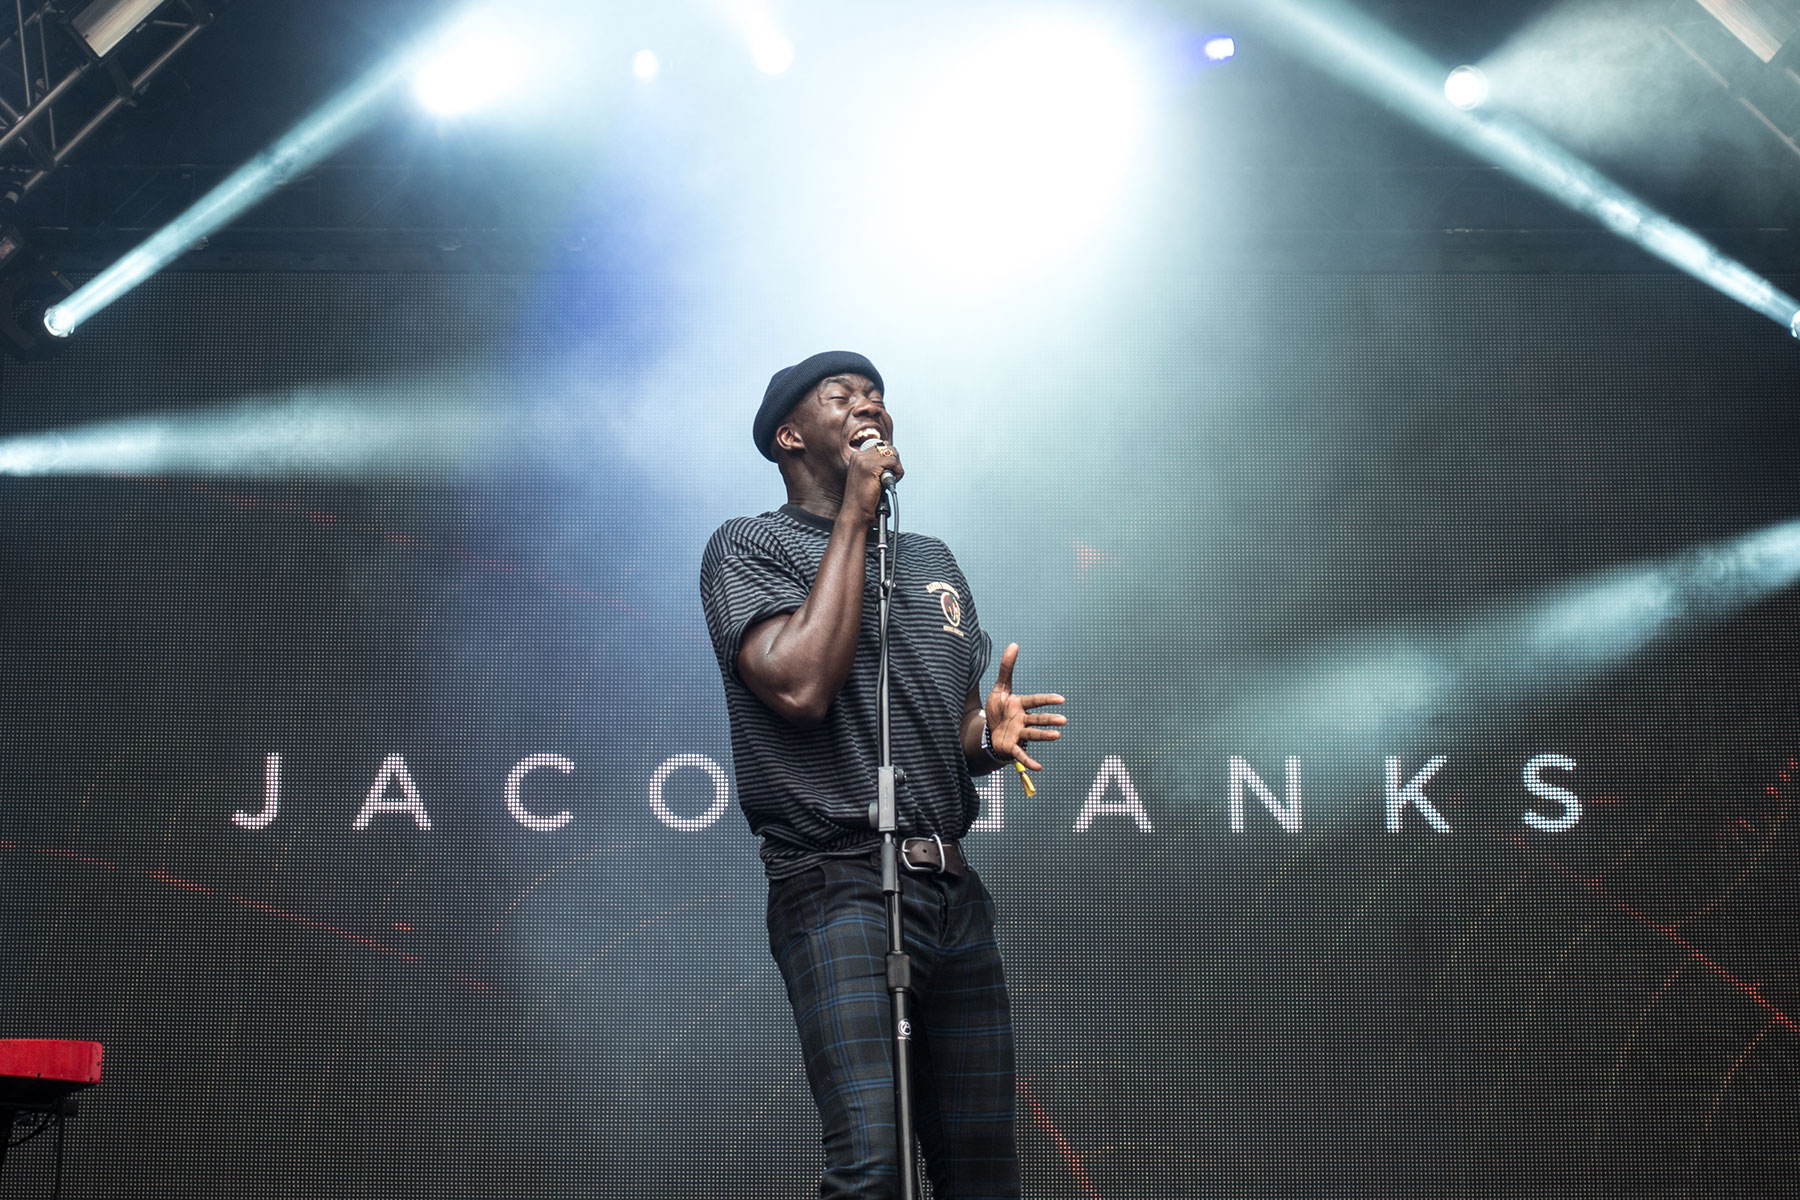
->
[867, 439, 898, 491]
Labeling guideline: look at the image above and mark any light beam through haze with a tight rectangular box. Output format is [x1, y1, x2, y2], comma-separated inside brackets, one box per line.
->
[1201, 515, 1800, 807]
[1223, 0, 1800, 336]
[41, 5, 525, 340]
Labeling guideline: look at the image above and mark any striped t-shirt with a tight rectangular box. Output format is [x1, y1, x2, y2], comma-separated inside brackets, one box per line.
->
[700, 503, 993, 879]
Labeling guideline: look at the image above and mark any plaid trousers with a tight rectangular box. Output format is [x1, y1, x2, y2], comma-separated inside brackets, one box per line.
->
[766, 854, 1019, 1200]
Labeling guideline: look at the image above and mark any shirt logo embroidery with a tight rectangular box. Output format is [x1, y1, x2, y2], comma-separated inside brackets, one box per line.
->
[926, 581, 965, 638]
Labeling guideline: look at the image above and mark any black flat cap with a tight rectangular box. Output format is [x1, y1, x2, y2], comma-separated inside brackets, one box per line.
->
[754, 350, 884, 462]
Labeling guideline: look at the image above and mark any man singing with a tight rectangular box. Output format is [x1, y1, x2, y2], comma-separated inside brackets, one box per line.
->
[699, 351, 1067, 1198]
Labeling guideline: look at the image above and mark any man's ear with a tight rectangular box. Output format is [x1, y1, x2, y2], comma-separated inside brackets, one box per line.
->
[773, 421, 805, 455]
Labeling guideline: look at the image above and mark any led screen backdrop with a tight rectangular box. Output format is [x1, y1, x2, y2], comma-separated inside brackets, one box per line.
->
[3, 269, 1799, 1198]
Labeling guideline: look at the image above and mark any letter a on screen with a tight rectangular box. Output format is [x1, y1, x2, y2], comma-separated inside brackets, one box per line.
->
[352, 754, 433, 831]
[1074, 756, 1155, 832]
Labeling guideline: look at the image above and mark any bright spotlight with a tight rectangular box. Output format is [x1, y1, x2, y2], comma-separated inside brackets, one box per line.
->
[886, 18, 1149, 286]
[1444, 64, 1488, 110]
[632, 49, 661, 81]
[45, 7, 486, 340]
[1242, 0, 1799, 336]
[42, 305, 72, 339]
[749, 29, 794, 75]
[413, 26, 527, 116]
[1790, 309, 1799, 339]
[1204, 36, 1237, 62]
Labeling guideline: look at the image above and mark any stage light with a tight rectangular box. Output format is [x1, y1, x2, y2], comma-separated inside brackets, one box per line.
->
[38, 4, 532, 339]
[0, 226, 23, 274]
[1204, 36, 1237, 62]
[413, 25, 527, 116]
[0, 396, 497, 478]
[1444, 64, 1488, 110]
[633, 49, 661, 81]
[1232, 0, 1799, 336]
[1211, 511, 1800, 811]
[70, 0, 168, 60]
[749, 29, 794, 75]
[885, 17, 1149, 286]
[3, 261, 73, 362]
[1697, 0, 1790, 62]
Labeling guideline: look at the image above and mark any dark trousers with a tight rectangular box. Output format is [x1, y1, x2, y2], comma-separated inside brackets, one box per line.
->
[766, 855, 1019, 1200]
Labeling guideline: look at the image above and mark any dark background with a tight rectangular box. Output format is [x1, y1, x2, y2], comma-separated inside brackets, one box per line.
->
[2, 266, 1798, 1198]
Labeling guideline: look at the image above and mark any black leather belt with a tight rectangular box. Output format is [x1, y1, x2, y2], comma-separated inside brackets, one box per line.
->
[899, 835, 965, 877]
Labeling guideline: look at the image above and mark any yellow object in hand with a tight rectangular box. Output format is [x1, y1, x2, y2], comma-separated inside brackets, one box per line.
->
[1014, 760, 1036, 797]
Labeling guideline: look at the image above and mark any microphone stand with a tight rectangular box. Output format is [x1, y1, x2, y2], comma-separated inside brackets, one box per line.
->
[867, 476, 920, 1199]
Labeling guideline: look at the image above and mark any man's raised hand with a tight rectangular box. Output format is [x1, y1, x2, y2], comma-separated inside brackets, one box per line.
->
[985, 642, 1067, 773]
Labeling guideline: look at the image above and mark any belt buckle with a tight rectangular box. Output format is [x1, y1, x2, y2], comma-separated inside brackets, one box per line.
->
[901, 834, 946, 874]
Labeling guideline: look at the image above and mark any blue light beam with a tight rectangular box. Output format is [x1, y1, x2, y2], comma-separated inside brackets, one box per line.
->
[1204, 515, 1800, 785]
[1224, 0, 1800, 335]
[0, 394, 504, 479]
[42, 7, 513, 340]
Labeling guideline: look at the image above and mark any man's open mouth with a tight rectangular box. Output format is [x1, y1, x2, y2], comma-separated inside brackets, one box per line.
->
[849, 427, 885, 450]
